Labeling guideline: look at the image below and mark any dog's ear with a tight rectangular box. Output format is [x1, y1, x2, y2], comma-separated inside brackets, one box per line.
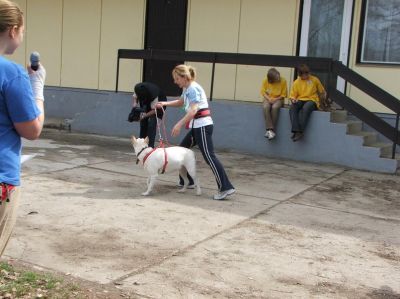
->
[144, 136, 149, 144]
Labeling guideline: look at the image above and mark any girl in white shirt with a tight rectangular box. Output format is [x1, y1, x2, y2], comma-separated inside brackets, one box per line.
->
[158, 64, 235, 200]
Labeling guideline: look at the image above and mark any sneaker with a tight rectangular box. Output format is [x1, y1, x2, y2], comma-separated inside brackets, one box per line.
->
[264, 130, 270, 138]
[213, 188, 236, 200]
[177, 183, 195, 189]
[269, 130, 276, 140]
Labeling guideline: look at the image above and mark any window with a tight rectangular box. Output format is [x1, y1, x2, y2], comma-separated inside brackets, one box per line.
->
[359, 0, 400, 64]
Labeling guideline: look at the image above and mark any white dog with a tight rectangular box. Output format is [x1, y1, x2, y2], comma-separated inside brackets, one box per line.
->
[131, 136, 201, 196]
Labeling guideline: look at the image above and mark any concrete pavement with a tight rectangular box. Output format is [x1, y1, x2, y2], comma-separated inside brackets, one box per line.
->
[3, 129, 400, 298]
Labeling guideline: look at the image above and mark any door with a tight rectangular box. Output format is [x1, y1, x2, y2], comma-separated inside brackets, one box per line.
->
[299, 0, 353, 92]
[144, 0, 188, 96]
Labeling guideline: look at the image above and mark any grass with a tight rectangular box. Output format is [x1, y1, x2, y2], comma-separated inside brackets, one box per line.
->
[0, 261, 84, 298]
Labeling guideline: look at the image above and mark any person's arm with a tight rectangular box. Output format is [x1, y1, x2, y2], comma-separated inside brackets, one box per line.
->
[260, 79, 270, 101]
[14, 64, 46, 140]
[316, 78, 327, 100]
[289, 81, 298, 103]
[132, 94, 138, 107]
[171, 103, 198, 137]
[140, 108, 156, 120]
[158, 97, 184, 108]
[14, 114, 43, 140]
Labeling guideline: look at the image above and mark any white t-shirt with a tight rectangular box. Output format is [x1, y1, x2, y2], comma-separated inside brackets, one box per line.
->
[182, 81, 213, 128]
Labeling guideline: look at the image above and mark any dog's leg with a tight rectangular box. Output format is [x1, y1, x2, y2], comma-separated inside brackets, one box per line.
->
[142, 175, 157, 196]
[178, 167, 187, 193]
[194, 177, 201, 196]
[186, 162, 201, 196]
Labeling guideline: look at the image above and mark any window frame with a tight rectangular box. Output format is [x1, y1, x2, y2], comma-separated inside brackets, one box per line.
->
[357, 0, 400, 66]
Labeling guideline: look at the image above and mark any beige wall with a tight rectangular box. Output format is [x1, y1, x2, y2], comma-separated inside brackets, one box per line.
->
[8, 0, 400, 113]
[26, 0, 62, 86]
[347, 0, 400, 114]
[10, 0, 144, 92]
[99, 0, 145, 91]
[187, 0, 299, 102]
[11, 0, 26, 65]
[235, 0, 299, 102]
[187, 0, 241, 100]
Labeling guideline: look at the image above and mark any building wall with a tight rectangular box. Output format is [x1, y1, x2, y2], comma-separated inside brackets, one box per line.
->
[9, 0, 400, 113]
[347, 0, 400, 114]
[13, 0, 145, 92]
[186, 0, 299, 103]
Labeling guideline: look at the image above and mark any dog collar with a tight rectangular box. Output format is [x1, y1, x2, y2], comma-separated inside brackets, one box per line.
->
[136, 146, 149, 164]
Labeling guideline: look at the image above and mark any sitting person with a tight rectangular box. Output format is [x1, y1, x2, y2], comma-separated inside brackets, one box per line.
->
[260, 68, 287, 140]
[130, 82, 167, 148]
[289, 64, 326, 142]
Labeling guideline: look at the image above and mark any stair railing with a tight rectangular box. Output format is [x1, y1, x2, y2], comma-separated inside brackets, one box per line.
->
[116, 49, 400, 158]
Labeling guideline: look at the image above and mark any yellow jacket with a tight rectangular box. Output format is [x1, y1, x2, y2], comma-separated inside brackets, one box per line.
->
[289, 75, 325, 108]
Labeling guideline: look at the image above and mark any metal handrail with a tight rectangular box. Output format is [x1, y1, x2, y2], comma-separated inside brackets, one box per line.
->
[116, 49, 400, 157]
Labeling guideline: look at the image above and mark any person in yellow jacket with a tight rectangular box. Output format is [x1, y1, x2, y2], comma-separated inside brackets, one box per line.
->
[260, 68, 287, 140]
[289, 64, 326, 141]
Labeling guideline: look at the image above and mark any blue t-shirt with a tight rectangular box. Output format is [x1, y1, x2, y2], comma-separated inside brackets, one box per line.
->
[0, 56, 40, 186]
[182, 81, 213, 128]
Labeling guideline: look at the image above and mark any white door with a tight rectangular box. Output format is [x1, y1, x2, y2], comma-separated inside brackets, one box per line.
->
[299, 0, 353, 92]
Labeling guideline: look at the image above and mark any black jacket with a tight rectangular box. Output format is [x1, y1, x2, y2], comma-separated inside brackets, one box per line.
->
[134, 82, 167, 117]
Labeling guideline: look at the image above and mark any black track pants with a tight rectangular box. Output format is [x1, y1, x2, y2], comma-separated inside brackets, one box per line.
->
[179, 125, 234, 192]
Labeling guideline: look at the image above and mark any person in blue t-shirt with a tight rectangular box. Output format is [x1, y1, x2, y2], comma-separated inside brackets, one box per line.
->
[0, 0, 46, 256]
[157, 64, 235, 201]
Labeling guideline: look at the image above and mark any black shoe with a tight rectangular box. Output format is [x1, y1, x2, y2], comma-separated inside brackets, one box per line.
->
[293, 132, 304, 142]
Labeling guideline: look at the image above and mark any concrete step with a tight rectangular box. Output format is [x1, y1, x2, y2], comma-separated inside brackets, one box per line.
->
[330, 110, 348, 123]
[329, 109, 399, 172]
[366, 142, 394, 157]
[343, 120, 363, 134]
[350, 131, 378, 146]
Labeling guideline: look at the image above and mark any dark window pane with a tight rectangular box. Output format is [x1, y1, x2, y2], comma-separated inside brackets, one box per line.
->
[362, 0, 400, 64]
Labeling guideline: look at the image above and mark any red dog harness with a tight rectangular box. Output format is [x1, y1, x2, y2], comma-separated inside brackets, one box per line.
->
[136, 141, 168, 174]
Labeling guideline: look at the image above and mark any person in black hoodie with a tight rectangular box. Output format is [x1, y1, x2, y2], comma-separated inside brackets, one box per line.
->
[130, 82, 167, 148]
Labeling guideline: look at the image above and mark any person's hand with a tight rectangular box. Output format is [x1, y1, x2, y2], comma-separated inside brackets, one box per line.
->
[155, 102, 164, 109]
[171, 123, 182, 137]
[290, 98, 298, 104]
[139, 112, 147, 121]
[28, 63, 46, 101]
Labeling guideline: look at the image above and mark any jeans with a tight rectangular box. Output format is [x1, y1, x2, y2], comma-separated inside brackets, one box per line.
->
[289, 100, 317, 133]
[139, 116, 158, 148]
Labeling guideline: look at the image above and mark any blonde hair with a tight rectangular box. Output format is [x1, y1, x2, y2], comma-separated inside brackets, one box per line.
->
[172, 64, 196, 81]
[0, 0, 23, 33]
[267, 68, 280, 83]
